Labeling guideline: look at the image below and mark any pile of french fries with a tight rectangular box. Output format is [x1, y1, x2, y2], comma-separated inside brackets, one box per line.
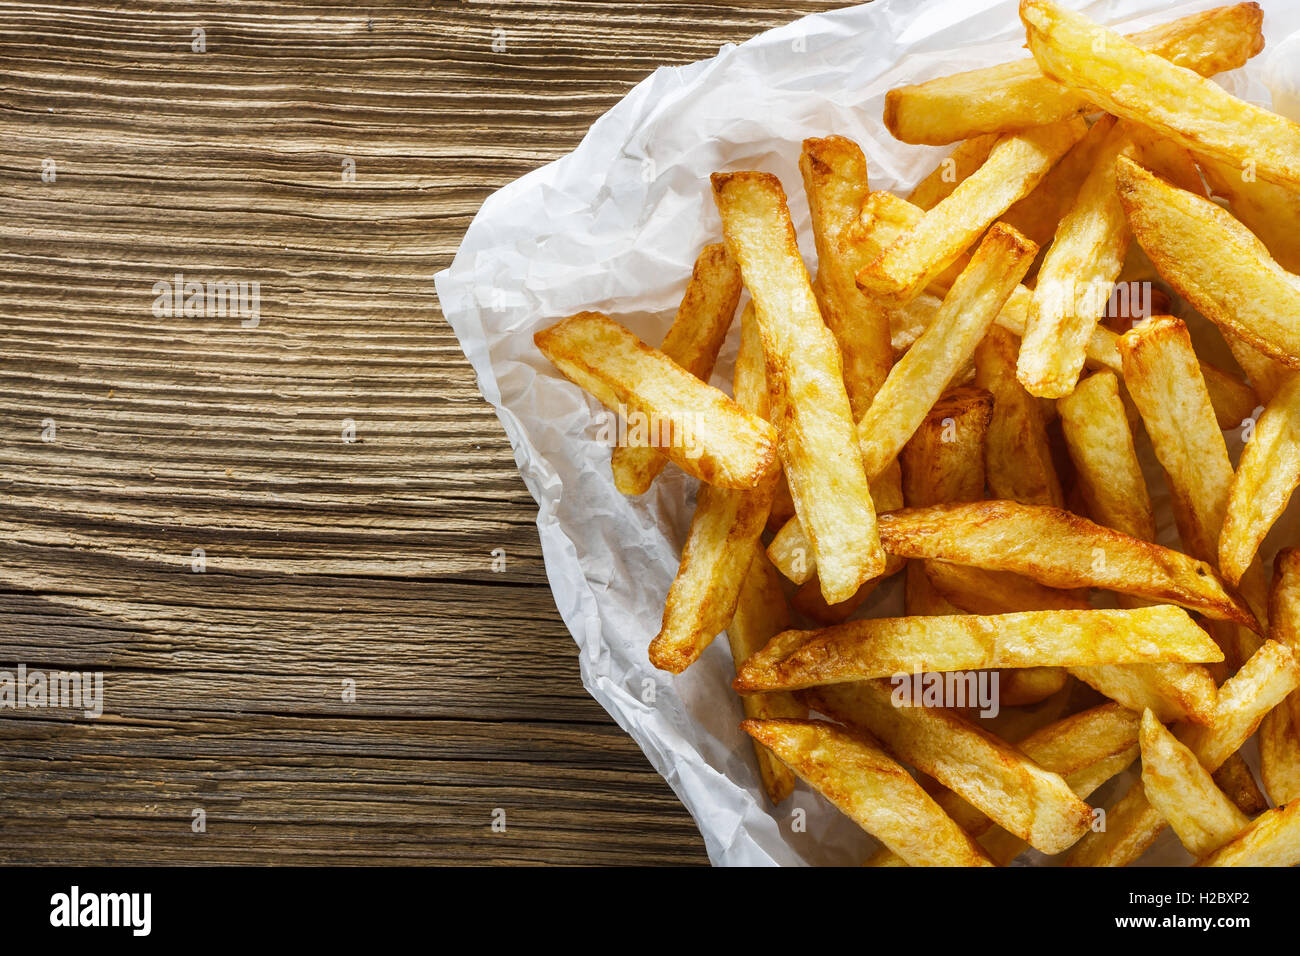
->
[534, 0, 1300, 866]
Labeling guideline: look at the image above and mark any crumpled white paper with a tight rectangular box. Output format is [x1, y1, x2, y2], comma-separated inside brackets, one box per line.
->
[435, 0, 1300, 866]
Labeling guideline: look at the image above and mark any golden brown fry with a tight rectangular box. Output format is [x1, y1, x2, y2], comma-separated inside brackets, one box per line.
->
[1139, 709, 1249, 858]
[1022, 0, 1300, 189]
[649, 467, 776, 673]
[1070, 640, 1300, 866]
[998, 667, 1069, 707]
[1261, 548, 1300, 804]
[535, 312, 777, 489]
[1200, 151, 1300, 274]
[741, 718, 994, 866]
[1057, 370, 1155, 541]
[856, 120, 1081, 305]
[884, 2, 1264, 145]
[907, 135, 998, 211]
[1118, 156, 1300, 370]
[1213, 752, 1269, 817]
[610, 243, 741, 495]
[975, 324, 1063, 507]
[800, 136, 895, 419]
[1223, 331, 1291, 404]
[1018, 116, 1133, 398]
[1069, 662, 1217, 726]
[899, 386, 993, 507]
[923, 560, 1088, 614]
[877, 501, 1258, 630]
[1220, 374, 1300, 585]
[727, 547, 804, 804]
[807, 681, 1093, 854]
[1118, 315, 1232, 563]
[1199, 800, 1300, 867]
[856, 224, 1037, 480]
[791, 575, 876, 625]
[733, 605, 1222, 693]
[713, 172, 885, 602]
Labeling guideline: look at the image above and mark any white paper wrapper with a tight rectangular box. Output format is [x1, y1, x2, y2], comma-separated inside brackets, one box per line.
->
[435, 0, 1300, 866]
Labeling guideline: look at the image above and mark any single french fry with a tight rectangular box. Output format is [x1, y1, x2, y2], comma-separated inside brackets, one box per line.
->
[856, 223, 1037, 479]
[1070, 640, 1300, 866]
[975, 323, 1063, 507]
[907, 134, 998, 211]
[1057, 370, 1155, 541]
[1117, 315, 1232, 563]
[1139, 709, 1250, 858]
[1200, 151, 1300, 274]
[856, 119, 1081, 305]
[923, 560, 1088, 614]
[1223, 330, 1291, 404]
[1018, 116, 1133, 398]
[801, 137, 895, 420]
[649, 467, 776, 673]
[733, 605, 1222, 693]
[876, 501, 1258, 630]
[1261, 548, 1300, 804]
[713, 172, 885, 603]
[900, 386, 992, 507]
[1021, 0, 1300, 190]
[1199, 800, 1300, 867]
[1213, 752, 1269, 817]
[806, 681, 1093, 854]
[1220, 374, 1300, 585]
[728, 546, 804, 804]
[998, 667, 1070, 707]
[610, 243, 742, 494]
[1070, 662, 1218, 726]
[741, 718, 994, 866]
[884, 2, 1264, 145]
[535, 312, 777, 489]
[1200, 359, 1262, 431]
[1118, 155, 1300, 370]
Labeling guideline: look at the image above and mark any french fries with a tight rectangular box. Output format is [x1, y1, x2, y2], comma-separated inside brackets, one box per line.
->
[1220, 374, 1300, 585]
[1021, 0, 1300, 189]
[1213, 753, 1268, 817]
[974, 324, 1063, 507]
[1000, 113, 1113, 250]
[884, 2, 1263, 145]
[734, 605, 1222, 693]
[1070, 640, 1300, 866]
[535, 312, 777, 488]
[801, 136, 895, 420]
[713, 172, 885, 602]
[741, 718, 994, 866]
[648, 310, 780, 673]
[806, 681, 1092, 854]
[1199, 152, 1300, 274]
[922, 561, 1087, 615]
[1199, 801, 1300, 867]
[856, 224, 1037, 480]
[1057, 370, 1154, 542]
[1117, 315, 1233, 564]
[727, 546, 805, 804]
[899, 386, 992, 507]
[1017, 116, 1132, 398]
[876, 501, 1258, 630]
[609, 243, 741, 495]
[856, 120, 1080, 305]
[1117, 156, 1300, 371]
[1261, 548, 1300, 806]
[1139, 709, 1249, 858]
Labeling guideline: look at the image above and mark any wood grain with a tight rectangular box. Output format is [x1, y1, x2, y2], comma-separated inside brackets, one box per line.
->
[0, 0, 846, 865]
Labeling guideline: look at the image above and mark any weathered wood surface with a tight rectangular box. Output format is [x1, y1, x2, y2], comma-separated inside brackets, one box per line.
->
[0, 0, 847, 865]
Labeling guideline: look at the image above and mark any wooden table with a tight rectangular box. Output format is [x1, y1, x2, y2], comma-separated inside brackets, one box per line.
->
[0, 0, 844, 865]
